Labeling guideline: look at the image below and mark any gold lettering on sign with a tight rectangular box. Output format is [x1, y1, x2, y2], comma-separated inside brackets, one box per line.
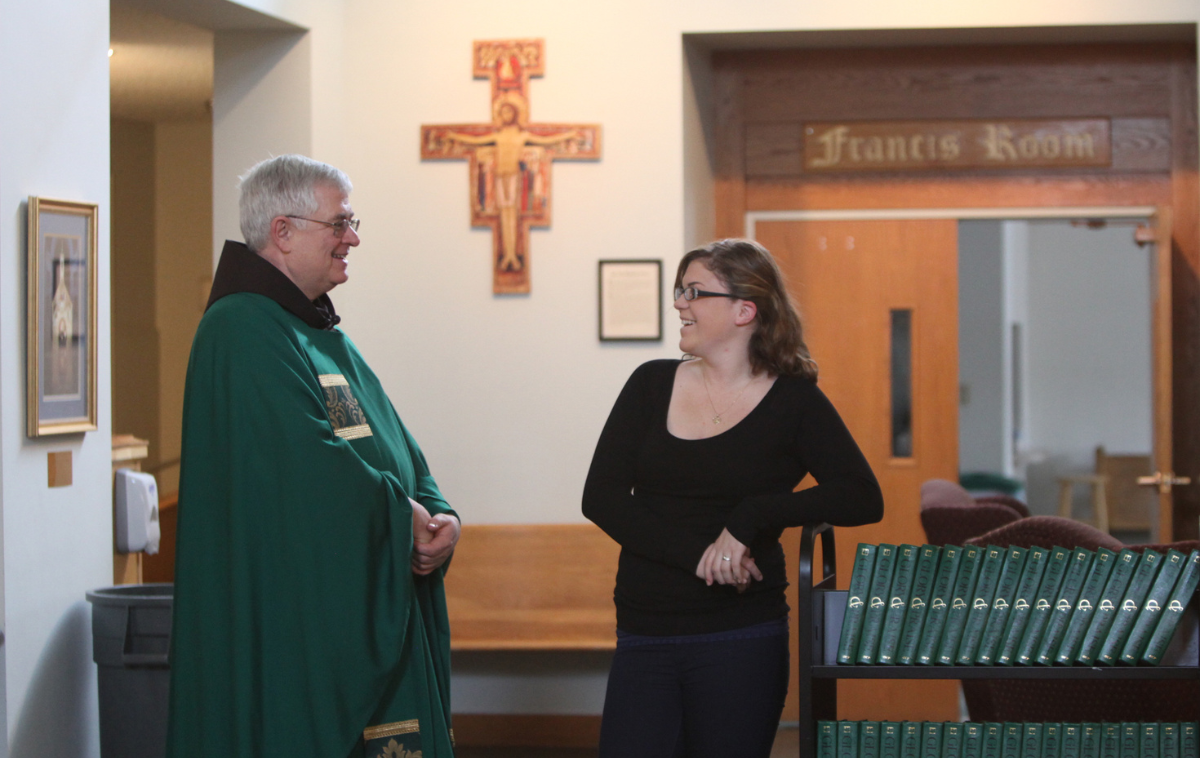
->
[803, 119, 1110, 173]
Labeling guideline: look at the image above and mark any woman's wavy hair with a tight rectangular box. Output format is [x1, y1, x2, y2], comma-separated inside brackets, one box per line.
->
[676, 238, 818, 380]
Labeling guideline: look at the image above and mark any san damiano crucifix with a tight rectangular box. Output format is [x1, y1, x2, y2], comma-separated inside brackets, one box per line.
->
[421, 39, 602, 294]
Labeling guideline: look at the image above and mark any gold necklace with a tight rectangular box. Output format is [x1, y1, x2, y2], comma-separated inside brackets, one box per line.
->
[700, 365, 755, 425]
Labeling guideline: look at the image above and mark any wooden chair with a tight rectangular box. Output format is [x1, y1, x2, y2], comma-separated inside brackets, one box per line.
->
[1095, 445, 1155, 533]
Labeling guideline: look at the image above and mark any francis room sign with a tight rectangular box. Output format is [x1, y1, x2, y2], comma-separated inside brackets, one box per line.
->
[802, 118, 1111, 172]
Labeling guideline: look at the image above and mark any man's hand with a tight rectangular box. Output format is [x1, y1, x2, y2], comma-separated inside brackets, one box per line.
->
[410, 498, 460, 576]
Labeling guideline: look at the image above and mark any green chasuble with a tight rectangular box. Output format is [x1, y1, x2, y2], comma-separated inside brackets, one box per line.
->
[167, 285, 455, 758]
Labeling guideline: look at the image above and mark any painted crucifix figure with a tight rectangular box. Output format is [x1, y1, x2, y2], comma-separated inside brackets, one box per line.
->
[422, 39, 601, 294]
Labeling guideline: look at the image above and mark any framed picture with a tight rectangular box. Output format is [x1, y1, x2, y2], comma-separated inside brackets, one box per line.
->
[27, 197, 98, 436]
[598, 259, 662, 341]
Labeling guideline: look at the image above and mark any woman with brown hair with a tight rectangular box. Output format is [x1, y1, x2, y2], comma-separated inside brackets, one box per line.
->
[583, 238, 883, 757]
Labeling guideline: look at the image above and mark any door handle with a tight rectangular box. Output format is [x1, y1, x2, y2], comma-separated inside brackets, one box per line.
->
[1136, 472, 1193, 494]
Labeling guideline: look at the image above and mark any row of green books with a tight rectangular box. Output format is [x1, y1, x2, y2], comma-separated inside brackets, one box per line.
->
[818, 721, 1199, 758]
[836, 543, 1200, 666]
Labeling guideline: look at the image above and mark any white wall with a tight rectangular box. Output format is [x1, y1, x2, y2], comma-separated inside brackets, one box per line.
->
[0, 0, 113, 754]
[958, 221, 1007, 476]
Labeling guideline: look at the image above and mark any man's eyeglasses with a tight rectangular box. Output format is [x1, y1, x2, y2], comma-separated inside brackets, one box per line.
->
[674, 286, 739, 302]
[286, 215, 361, 237]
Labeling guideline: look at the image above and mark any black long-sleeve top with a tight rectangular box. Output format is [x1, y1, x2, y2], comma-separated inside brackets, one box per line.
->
[582, 359, 883, 635]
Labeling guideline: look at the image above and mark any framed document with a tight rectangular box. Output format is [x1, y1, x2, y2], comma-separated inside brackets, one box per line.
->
[27, 197, 98, 436]
[598, 259, 662, 341]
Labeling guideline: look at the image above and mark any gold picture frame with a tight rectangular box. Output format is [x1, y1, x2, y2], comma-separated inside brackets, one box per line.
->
[27, 197, 98, 436]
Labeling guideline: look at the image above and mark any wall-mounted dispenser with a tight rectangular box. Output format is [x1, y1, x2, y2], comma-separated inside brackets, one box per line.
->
[115, 469, 160, 555]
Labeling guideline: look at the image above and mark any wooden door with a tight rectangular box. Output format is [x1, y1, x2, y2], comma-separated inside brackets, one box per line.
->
[763, 218, 961, 722]
[1150, 207, 1180, 541]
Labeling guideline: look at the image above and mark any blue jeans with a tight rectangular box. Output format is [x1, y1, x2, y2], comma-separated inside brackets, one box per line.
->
[598, 620, 789, 758]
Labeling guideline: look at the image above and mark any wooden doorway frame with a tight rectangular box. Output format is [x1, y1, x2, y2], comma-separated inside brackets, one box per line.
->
[748, 204, 1174, 542]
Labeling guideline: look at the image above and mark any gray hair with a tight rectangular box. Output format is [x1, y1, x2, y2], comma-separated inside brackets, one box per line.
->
[238, 154, 352, 252]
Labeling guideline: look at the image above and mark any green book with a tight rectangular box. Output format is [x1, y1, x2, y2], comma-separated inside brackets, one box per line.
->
[1143, 550, 1200, 664]
[936, 545, 985, 664]
[1015, 546, 1073, 664]
[977, 546, 1028, 664]
[1043, 723, 1062, 758]
[1039, 548, 1113, 665]
[878, 545, 921, 664]
[898, 546, 942, 665]
[1081, 724, 1101, 758]
[1022, 723, 1043, 758]
[838, 720, 859, 758]
[916, 545, 964, 665]
[1096, 549, 1164, 664]
[1002, 723, 1024, 758]
[859, 544, 900, 664]
[1062, 724, 1082, 758]
[943, 722, 964, 758]
[1124, 548, 1195, 664]
[1076, 550, 1140, 665]
[882, 722, 903, 758]
[862, 722, 882, 758]
[996, 546, 1050, 665]
[958, 545, 1012, 664]
[1140, 724, 1161, 758]
[1056, 548, 1122, 664]
[982, 724, 1004, 758]
[1119, 724, 1139, 758]
[838, 544, 878, 664]
[902, 722, 923, 758]
[1162, 724, 1181, 758]
[923, 722, 944, 758]
[1181, 723, 1197, 758]
[1100, 723, 1121, 758]
[819, 721, 838, 758]
[963, 722, 984, 758]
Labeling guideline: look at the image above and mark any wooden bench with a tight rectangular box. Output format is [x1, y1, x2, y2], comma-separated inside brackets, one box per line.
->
[445, 523, 619, 651]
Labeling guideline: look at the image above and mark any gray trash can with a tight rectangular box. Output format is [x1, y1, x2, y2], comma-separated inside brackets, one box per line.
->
[86, 584, 172, 758]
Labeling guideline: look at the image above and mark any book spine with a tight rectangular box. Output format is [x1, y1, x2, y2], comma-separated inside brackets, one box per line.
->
[818, 721, 837, 758]
[1142, 550, 1200, 664]
[963, 723, 984, 758]
[838, 720, 859, 758]
[881, 722, 902, 758]
[861, 721, 882, 758]
[1036, 548, 1110, 665]
[1181, 723, 1197, 758]
[996, 546, 1049, 665]
[1120, 723, 1139, 758]
[1141, 724, 1161, 758]
[1061, 723, 1082, 758]
[1056, 549, 1119, 665]
[1100, 723, 1121, 758]
[958, 545, 1013, 664]
[1043, 724, 1062, 758]
[916, 546, 963, 665]
[1015, 546, 1072, 665]
[897, 545, 942, 665]
[858, 544, 899, 664]
[1081, 724, 1101, 758]
[936, 545, 985, 664]
[1161, 723, 1180, 758]
[1076, 550, 1139, 665]
[838, 544, 878, 664]
[1002, 723, 1023, 758]
[944, 722, 964, 758]
[901, 722, 922, 758]
[1022, 723, 1043, 758]
[878, 545, 921, 665]
[1096, 549, 1164, 665]
[976, 546, 1028, 665]
[1123, 549, 1193, 664]
[922, 722, 942, 758]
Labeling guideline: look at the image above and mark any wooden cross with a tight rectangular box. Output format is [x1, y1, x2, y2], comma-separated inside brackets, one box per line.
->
[421, 39, 602, 294]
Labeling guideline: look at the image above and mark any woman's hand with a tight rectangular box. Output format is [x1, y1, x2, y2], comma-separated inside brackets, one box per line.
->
[409, 498, 460, 576]
[694, 529, 764, 588]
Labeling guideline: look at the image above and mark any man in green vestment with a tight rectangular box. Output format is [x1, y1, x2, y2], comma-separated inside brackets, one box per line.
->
[167, 154, 460, 758]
